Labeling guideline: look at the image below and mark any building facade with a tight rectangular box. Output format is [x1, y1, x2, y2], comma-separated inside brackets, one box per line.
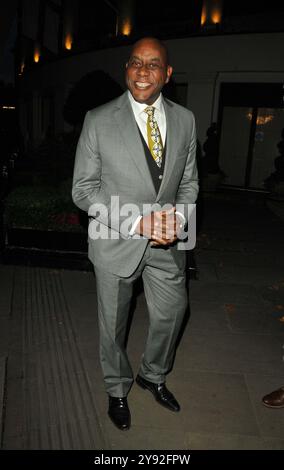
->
[17, 0, 284, 190]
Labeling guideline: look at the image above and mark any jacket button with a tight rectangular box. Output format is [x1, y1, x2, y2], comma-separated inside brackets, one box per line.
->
[158, 175, 163, 180]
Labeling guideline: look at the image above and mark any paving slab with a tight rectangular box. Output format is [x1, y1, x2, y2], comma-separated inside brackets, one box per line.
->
[2, 266, 106, 450]
[107, 423, 189, 451]
[170, 371, 259, 437]
[195, 249, 284, 269]
[193, 262, 218, 281]
[186, 432, 284, 450]
[189, 281, 261, 304]
[176, 331, 284, 376]
[226, 303, 284, 335]
[3, 376, 27, 446]
[188, 300, 233, 333]
[0, 357, 7, 445]
[216, 265, 284, 286]
[245, 374, 284, 440]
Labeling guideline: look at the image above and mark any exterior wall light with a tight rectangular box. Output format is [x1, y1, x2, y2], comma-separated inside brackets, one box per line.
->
[34, 48, 40, 63]
[122, 18, 132, 36]
[65, 33, 73, 50]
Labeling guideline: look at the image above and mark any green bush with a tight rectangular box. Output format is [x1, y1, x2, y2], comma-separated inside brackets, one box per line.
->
[4, 130, 90, 233]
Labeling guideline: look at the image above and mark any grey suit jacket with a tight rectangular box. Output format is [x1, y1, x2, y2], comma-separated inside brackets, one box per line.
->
[72, 91, 199, 277]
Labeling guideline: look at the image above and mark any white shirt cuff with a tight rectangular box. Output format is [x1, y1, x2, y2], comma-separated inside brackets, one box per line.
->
[129, 215, 142, 237]
[175, 211, 186, 227]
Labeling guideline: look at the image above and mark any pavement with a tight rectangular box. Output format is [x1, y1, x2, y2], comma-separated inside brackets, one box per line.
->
[1, 192, 284, 450]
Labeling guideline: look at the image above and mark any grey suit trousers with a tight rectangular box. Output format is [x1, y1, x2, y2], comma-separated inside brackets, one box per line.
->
[94, 244, 188, 397]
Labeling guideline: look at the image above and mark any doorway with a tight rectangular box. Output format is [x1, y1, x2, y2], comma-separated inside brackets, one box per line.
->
[217, 83, 284, 190]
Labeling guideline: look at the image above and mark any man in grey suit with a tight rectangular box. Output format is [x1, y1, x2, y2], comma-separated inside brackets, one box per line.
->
[72, 37, 199, 430]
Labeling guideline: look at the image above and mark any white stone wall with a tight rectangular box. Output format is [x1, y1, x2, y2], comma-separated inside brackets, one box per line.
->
[20, 32, 284, 146]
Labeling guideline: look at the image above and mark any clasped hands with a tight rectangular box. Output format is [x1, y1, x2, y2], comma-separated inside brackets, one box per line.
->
[135, 207, 184, 246]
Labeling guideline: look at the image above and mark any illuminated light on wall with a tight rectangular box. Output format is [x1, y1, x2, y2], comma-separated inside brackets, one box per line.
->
[122, 18, 132, 36]
[117, 0, 134, 36]
[65, 33, 73, 50]
[211, 8, 222, 24]
[20, 63, 25, 74]
[34, 48, 40, 63]
[201, 1, 223, 26]
[246, 111, 274, 125]
[201, 6, 207, 25]
[2, 106, 16, 110]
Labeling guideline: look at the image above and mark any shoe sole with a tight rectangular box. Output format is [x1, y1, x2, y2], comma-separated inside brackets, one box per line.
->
[262, 402, 284, 409]
[136, 378, 180, 412]
[108, 413, 131, 430]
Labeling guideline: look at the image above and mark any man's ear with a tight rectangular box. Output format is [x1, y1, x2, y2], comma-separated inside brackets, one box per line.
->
[165, 65, 173, 84]
[125, 62, 129, 69]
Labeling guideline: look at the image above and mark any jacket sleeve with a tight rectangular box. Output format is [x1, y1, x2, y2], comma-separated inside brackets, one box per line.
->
[72, 111, 142, 239]
[175, 112, 199, 230]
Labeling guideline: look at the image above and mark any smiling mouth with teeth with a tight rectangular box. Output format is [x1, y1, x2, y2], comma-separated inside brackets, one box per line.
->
[135, 82, 151, 89]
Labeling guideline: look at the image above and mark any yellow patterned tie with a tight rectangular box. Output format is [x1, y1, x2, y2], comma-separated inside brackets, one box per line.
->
[144, 106, 163, 168]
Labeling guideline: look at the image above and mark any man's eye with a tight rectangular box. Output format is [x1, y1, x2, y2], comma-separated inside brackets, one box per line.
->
[131, 61, 141, 67]
[148, 63, 158, 69]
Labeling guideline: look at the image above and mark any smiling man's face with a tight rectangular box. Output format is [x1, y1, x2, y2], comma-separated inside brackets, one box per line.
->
[125, 38, 173, 105]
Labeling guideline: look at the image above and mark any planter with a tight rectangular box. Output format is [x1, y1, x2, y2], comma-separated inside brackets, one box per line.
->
[6, 227, 88, 252]
[3, 227, 92, 270]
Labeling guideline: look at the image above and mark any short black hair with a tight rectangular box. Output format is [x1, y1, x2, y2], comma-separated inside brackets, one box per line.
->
[129, 37, 169, 66]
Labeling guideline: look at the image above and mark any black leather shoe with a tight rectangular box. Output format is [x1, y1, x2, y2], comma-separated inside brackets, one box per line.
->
[136, 375, 180, 412]
[108, 396, 131, 430]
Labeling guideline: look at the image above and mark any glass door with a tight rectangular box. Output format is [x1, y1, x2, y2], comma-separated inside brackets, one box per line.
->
[218, 107, 252, 187]
[250, 108, 284, 188]
[218, 106, 284, 189]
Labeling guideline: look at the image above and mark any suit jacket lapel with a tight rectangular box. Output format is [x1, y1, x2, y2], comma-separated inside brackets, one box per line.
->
[114, 93, 156, 198]
[156, 98, 178, 201]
